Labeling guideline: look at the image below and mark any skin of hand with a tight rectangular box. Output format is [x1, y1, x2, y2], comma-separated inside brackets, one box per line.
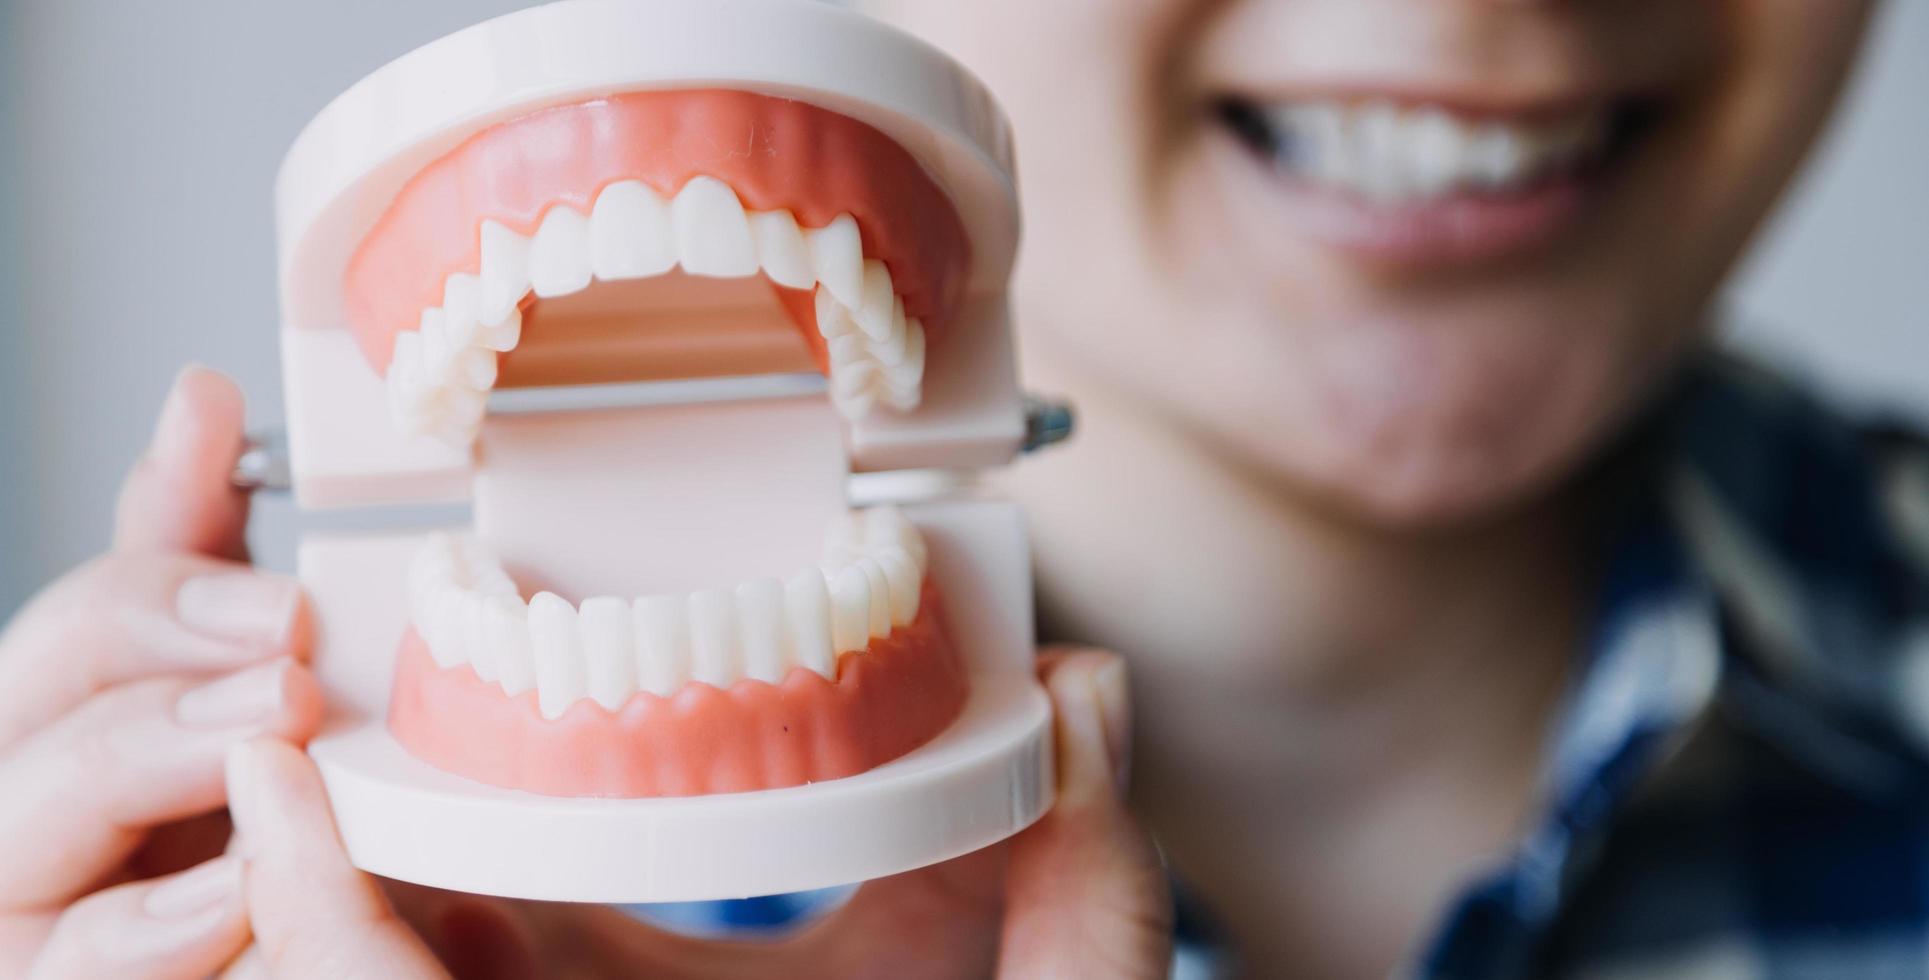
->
[0, 367, 324, 979]
[2, 368, 1171, 978]
[862, 1, 1879, 974]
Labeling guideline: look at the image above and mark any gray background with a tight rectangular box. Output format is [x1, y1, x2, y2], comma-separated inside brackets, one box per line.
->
[1, 1, 1924, 615]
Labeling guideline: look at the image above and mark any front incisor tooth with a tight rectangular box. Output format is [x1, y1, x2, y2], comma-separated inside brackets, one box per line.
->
[478, 220, 531, 326]
[590, 180, 677, 280]
[687, 589, 740, 688]
[785, 570, 836, 680]
[578, 597, 636, 711]
[672, 176, 757, 278]
[826, 565, 873, 655]
[750, 210, 814, 289]
[854, 260, 897, 341]
[528, 592, 587, 720]
[483, 595, 535, 698]
[808, 214, 865, 309]
[736, 578, 788, 684]
[529, 206, 593, 298]
[633, 595, 689, 698]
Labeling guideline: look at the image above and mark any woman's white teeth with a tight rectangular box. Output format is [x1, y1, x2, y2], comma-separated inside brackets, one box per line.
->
[1261, 101, 1607, 205]
[409, 507, 930, 719]
[388, 180, 927, 446]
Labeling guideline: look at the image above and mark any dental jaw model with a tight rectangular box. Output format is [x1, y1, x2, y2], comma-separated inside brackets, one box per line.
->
[276, 0, 1052, 902]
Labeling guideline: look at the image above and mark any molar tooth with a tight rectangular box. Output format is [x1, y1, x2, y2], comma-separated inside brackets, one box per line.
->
[528, 592, 587, 720]
[808, 214, 864, 309]
[825, 565, 873, 654]
[1354, 102, 1410, 204]
[633, 595, 689, 698]
[864, 506, 928, 574]
[736, 578, 788, 684]
[387, 331, 431, 433]
[1298, 103, 1353, 186]
[872, 547, 921, 627]
[869, 298, 910, 365]
[750, 210, 815, 289]
[823, 511, 867, 565]
[895, 319, 926, 383]
[478, 220, 531, 326]
[686, 589, 739, 688]
[853, 558, 893, 638]
[482, 595, 535, 697]
[672, 176, 757, 278]
[408, 534, 458, 612]
[441, 273, 481, 340]
[529, 206, 593, 298]
[814, 285, 856, 340]
[1469, 124, 1530, 188]
[578, 597, 636, 711]
[784, 570, 835, 680]
[477, 309, 521, 353]
[453, 347, 498, 391]
[590, 180, 677, 280]
[854, 260, 897, 342]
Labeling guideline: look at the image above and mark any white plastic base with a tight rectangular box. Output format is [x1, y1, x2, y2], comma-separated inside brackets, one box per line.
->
[299, 501, 1053, 903]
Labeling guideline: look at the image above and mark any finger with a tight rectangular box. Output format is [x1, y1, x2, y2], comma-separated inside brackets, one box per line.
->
[0, 661, 322, 911]
[998, 648, 1172, 979]
[114, 365, 252, 560]
[28, 856, 248, 980]
[0, 553, 307, 748]
[226, 739, 450, 979]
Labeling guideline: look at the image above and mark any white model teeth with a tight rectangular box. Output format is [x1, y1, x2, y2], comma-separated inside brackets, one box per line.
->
[386, 178, 927, 447]
[1259, 101, 1608, 205]
[408, 506, 931, 719]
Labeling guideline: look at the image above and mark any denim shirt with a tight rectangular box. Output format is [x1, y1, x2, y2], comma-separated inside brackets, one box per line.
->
[1416, 356, 1929, 979]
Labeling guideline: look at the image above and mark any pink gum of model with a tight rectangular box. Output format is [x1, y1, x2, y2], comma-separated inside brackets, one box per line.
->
[345, 89, 970, 379]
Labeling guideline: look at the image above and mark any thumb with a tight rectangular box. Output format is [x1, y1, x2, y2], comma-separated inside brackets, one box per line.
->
[999, 648, 1172, 979]
[225, 739, 449, 978]
[114, 365, 252, 560]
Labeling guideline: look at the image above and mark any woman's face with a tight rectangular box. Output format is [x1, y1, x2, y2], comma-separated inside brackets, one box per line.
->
[868, 1, 1873, 525]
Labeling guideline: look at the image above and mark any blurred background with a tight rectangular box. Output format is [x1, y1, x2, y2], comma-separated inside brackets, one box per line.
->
[0, 0, 1924, 616]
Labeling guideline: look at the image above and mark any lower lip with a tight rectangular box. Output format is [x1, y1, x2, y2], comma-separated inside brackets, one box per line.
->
[1215, 135, 1597, 267]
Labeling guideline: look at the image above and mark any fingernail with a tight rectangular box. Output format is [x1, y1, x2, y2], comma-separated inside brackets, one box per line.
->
[148, 368, 204, 465]
[225, 743, 262, 848]
[177, 661, 291, 729]
[144, 856, 240, 918]
[177, 573, 302, 652]
[1091, 660, 1132, 793]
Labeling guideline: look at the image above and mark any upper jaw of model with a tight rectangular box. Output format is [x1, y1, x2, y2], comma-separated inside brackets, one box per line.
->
[388, 200, 924, 445]
[345, 90, 970, 450]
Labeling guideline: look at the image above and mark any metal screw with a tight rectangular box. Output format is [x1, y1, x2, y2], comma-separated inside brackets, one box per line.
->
[1022, 395, 1075, 453]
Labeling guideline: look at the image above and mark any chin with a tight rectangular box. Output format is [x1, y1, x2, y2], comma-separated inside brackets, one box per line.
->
[1180, 319, 1665, 530]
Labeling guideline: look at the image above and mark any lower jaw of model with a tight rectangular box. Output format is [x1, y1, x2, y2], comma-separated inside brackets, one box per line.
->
[353, 90, 974, 798]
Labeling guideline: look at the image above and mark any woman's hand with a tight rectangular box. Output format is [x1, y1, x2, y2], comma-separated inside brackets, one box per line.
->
[226, 647, 1170, 979]
[0, 368, 325, 978]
